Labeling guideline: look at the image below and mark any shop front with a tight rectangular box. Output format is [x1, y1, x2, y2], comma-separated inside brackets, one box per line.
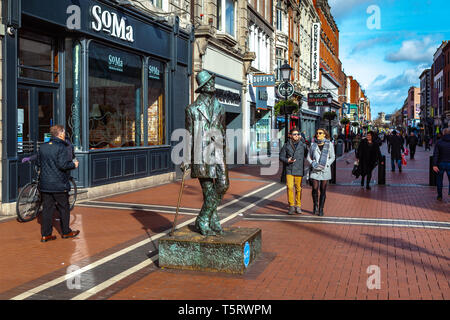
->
[247, 74, 275, 157]
[2, 0, 192, 205]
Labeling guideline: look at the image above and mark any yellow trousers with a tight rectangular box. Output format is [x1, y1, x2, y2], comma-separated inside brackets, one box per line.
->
[286, 175, 302, 207]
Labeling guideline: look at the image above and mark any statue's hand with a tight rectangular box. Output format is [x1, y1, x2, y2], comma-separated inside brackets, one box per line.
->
[181, 162, 190, 172]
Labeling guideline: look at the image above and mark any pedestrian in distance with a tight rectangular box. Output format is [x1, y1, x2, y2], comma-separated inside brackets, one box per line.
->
[353, 133, 361, 154]
[388, 130, 405, 172]
[306, 128, 335, 216]
[356, 131, 384, 190]
[432, 127, 450, 201]
[424, 133, 431, 151]
[37, 125, 79, 242]
[279, 127, 308, 215]
[406, 132, 418, 160]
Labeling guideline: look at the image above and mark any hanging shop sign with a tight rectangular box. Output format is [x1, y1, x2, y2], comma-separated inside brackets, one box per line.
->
[308, 92, 332, 107]
[256, 87, 268, 109]
[311, 23, 321, 82]
[252, 74, 276, 87]
[277, 82, 294, 99]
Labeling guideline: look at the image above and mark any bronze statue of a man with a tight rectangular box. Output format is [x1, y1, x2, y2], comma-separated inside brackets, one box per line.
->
[182, 70, 229, 236]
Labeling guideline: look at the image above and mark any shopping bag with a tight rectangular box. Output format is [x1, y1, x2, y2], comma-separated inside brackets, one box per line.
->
[401, 154, 407, 166]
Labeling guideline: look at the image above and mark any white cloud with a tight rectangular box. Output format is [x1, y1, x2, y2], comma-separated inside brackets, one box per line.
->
[385, 37, 438, 63]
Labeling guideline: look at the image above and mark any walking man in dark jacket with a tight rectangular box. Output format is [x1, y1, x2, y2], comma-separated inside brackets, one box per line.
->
[279, 127, 308, 214]
[37, 125, 79, 242]
[388, 130, 404, 172]
[407, 132, 418, 159]
[432, 128, 450, 201]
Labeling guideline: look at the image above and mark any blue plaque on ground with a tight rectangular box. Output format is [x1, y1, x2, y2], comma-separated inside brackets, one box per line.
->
[243, 241, 250, 268]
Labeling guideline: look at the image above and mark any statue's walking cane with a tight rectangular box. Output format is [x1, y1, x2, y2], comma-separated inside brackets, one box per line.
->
[170, 167, 188, 236]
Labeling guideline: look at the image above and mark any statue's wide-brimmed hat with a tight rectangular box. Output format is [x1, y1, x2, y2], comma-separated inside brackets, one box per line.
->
[195, 70, 215, 93]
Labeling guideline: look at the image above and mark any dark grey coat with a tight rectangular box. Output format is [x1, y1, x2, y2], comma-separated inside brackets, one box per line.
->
[279, 140, 307, 176]
[388, 134, 404, 160]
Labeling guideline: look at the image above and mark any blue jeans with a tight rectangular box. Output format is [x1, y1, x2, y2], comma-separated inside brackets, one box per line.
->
[436, 162, 450, 197]
[391, 159, 402, 171]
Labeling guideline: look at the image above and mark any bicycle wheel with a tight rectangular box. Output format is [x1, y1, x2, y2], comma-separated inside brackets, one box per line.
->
[16, 182, 41, 222]
[69, 177, 77, 211]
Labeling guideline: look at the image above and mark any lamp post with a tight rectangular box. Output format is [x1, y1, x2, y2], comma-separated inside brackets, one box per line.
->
[327, 96, 332, 136]
[280, 61, 293, 143]
[279, 60, 293, 183]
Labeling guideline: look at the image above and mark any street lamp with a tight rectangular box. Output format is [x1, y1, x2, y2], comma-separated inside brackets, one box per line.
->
[278, 60, 293, 183]
[279, 60, 293, 144]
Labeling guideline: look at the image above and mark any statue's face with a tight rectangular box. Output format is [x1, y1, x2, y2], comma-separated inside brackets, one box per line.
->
[202, 78, 215, 93]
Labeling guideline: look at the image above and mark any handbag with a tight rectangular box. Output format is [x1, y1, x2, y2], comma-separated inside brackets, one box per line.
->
[351, 161, 361, 178]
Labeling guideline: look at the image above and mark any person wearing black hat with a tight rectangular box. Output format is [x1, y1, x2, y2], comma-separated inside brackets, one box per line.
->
[182, 70, 229, 236]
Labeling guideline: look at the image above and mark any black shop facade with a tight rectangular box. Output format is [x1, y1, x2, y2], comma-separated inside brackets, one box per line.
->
[2, 0, 192, 205]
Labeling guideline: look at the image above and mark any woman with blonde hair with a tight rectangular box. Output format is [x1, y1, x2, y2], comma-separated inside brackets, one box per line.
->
[306, 128, 335, 216]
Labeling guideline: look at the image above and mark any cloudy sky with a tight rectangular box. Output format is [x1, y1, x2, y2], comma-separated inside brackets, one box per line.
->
[328, 0, 450, 119]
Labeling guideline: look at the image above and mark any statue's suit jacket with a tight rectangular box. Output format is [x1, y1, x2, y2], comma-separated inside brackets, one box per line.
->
[185, 94, 228, 184]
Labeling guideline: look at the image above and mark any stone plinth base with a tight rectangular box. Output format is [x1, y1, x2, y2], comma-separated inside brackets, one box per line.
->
[158, 226, 262, 274]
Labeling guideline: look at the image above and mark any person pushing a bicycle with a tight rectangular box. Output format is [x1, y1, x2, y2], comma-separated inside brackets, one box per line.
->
[37, 125, 79, 242]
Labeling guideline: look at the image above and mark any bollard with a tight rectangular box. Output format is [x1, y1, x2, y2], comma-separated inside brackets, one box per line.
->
[378, 155, 386, 185]
[429, 156, 437, 186]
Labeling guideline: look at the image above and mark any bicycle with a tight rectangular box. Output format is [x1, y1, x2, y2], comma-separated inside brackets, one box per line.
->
[16, 162, 77, 222]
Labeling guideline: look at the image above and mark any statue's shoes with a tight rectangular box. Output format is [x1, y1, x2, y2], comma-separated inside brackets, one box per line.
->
[195, 219, 217, 236]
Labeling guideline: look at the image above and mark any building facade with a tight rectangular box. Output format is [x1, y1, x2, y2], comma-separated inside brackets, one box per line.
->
[419, 68, 432, 136]
[443, 41, 450, 127]
[191, 0, 254, 165]
[314, 0, 341, 137]
[406, 87, 420, 129]
[431, 41, 447, 134]
[246, 0, 275, 157]
[0, 0, 193, 214]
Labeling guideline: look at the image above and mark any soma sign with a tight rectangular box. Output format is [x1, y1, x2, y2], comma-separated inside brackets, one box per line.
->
[91, 5, 134, 42]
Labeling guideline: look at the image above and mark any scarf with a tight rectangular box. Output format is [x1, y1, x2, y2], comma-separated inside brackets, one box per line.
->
[312, 140, 330, 171]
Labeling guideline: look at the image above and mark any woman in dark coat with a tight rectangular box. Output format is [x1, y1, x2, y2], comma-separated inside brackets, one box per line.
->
[357, 131, 383, 190]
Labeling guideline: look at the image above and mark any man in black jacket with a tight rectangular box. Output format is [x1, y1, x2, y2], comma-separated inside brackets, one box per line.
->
[432, 128, 450, 201]
[407, 132, 418, 159]
[279, 127, 308, 214]
[388, 130, 404, 172]
[37, 125, 79, 242]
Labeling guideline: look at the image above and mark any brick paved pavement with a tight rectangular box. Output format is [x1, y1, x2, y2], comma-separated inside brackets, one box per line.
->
[0, 141, 448, 302]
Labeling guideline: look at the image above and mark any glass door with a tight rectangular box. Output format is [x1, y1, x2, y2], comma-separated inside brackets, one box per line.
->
[17, 86, 56, 188]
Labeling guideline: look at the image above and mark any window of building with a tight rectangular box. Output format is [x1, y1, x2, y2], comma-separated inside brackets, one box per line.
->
[150, 0, 162, 9]
[88, 42, 143, 149]
[18, 31, 59, 82]
[276, 48, 284, 80]
[147, 59, 165, 145]
[217, 0, 236, 36]
[276, 9, 283, 31]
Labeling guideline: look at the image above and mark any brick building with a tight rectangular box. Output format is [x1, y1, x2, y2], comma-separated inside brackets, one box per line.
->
[443, 41, 450, 127]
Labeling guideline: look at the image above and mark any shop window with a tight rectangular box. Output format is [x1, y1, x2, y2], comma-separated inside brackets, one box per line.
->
[147, 59, 165, 145]
[88, 42, 143, 149]
[18, 31, 59, 82]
